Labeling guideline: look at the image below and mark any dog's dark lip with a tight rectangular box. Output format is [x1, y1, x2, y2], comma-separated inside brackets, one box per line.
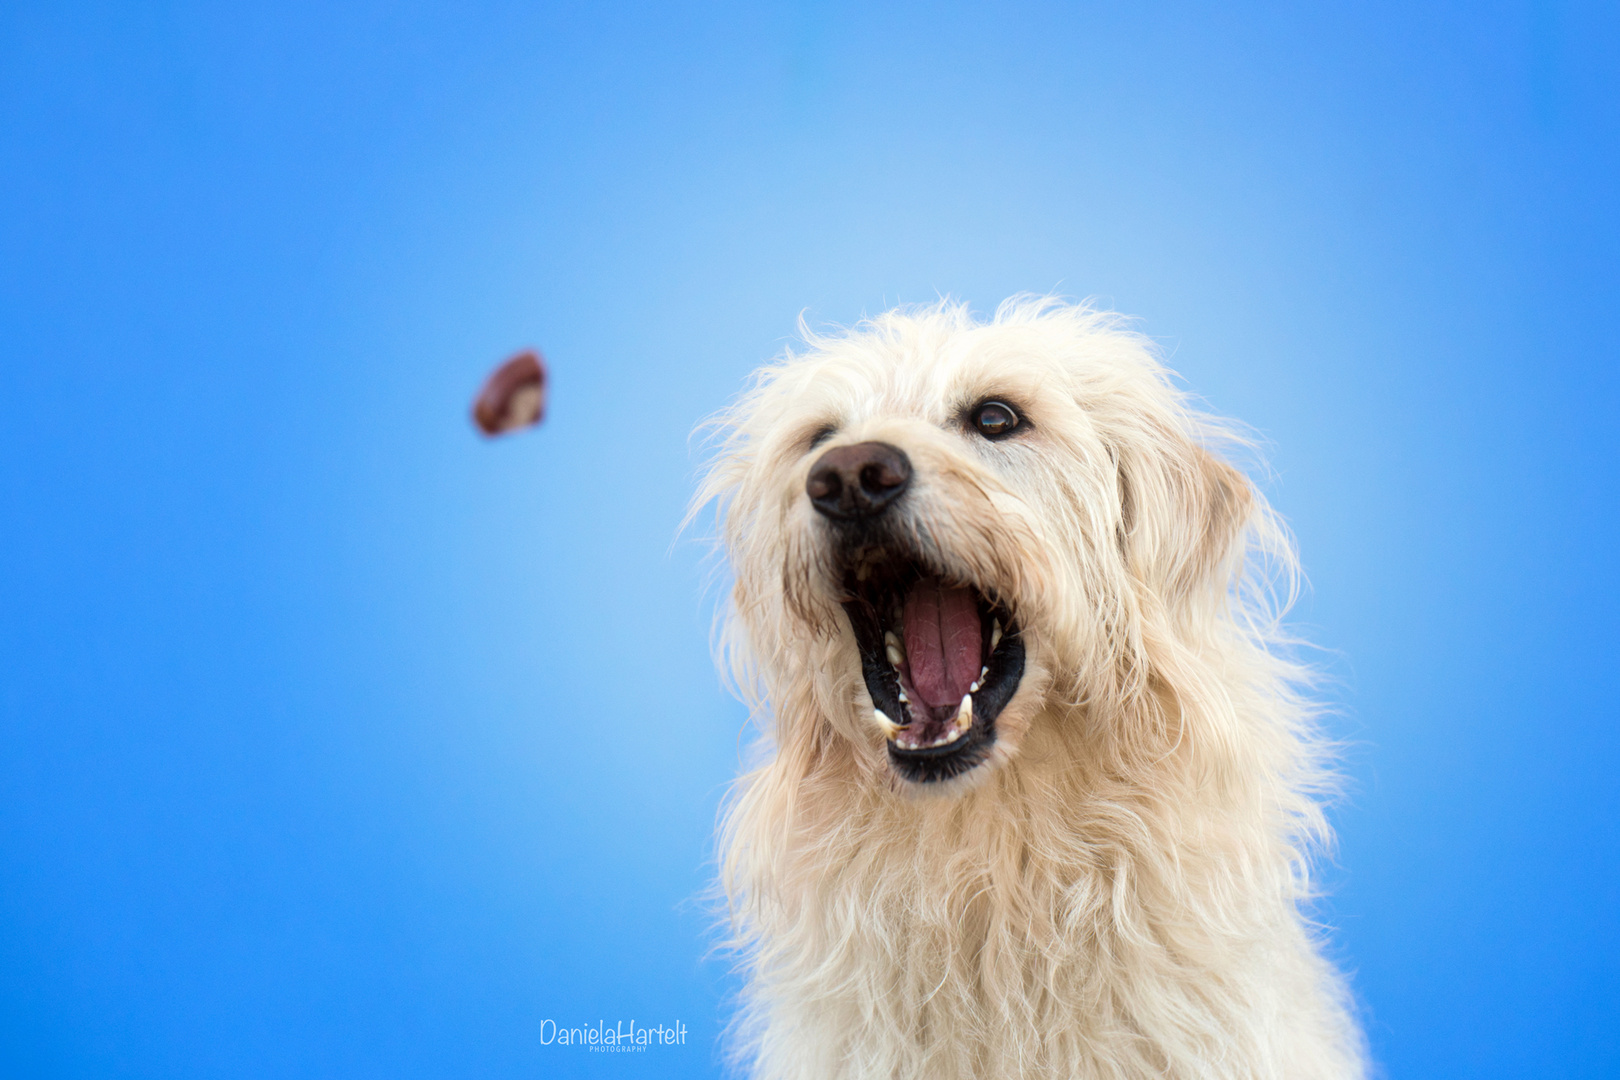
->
[838, 551, 1026, 784]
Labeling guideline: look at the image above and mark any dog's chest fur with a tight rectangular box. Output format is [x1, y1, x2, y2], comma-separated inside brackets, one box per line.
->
[731, 709, 1358, 1080]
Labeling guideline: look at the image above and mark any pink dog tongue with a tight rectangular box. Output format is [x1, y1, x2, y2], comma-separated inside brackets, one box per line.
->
[903, 581, 982, 709]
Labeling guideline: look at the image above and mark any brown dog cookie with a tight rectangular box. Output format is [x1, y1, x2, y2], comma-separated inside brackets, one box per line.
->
[472, 350, 547, 436]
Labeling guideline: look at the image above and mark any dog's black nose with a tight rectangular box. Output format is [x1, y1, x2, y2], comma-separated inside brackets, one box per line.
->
[806, 441, 912, 521]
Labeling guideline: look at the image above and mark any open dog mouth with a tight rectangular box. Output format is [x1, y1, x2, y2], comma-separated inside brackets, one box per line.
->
[840, 551, 1026, 784]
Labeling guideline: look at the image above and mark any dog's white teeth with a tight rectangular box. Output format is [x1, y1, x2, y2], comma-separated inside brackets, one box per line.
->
[955, 694, 973, 731]
[990, 620, 1003, 652]
[897, 688, 909, 704]
[969, 680, 979, 693]
[885, 645, 904, 668]
[873, 709, 901, 739]
[884, 631, 905, 665]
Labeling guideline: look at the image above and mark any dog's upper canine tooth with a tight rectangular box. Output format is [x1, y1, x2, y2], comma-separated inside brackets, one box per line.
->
[884, 630, 905, 669]
[873, 709, 901, 739]
[955, 694, 973, 731]
[886, 645, 904, 668]
[990, 620, 1003, 652]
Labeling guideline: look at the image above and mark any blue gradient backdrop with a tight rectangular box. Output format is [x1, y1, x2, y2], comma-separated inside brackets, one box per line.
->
[2, 2, 1616, 1077]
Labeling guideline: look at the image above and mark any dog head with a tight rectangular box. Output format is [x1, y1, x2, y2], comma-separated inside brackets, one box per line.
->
[697, 298, 1258, 792]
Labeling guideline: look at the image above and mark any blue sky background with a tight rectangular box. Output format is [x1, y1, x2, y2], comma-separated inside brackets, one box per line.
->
[1, 2, 1616, 1077]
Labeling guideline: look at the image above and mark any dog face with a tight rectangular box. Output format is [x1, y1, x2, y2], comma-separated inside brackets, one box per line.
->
[702, 300, 1251, 791]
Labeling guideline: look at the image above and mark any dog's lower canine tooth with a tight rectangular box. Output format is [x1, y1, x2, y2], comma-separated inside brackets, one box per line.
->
[873, 709, 901, 738]
[955, 694, 973, 731]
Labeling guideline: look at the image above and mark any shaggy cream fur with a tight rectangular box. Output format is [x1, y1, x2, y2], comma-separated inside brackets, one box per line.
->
[692, 298, 1365, 1079]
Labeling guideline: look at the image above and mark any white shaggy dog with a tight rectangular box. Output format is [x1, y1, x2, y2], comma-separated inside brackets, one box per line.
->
[693, 298, 1364, 1079]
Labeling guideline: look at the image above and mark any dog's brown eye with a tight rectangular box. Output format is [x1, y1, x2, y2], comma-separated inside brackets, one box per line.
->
[971, 401, 1020, 439]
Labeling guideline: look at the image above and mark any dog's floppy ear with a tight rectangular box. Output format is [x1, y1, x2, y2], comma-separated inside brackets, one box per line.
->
[1116, 435, 1253, 607]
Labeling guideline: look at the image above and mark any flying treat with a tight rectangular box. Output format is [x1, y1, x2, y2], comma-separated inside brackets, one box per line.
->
[472, 349, 547, 436]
